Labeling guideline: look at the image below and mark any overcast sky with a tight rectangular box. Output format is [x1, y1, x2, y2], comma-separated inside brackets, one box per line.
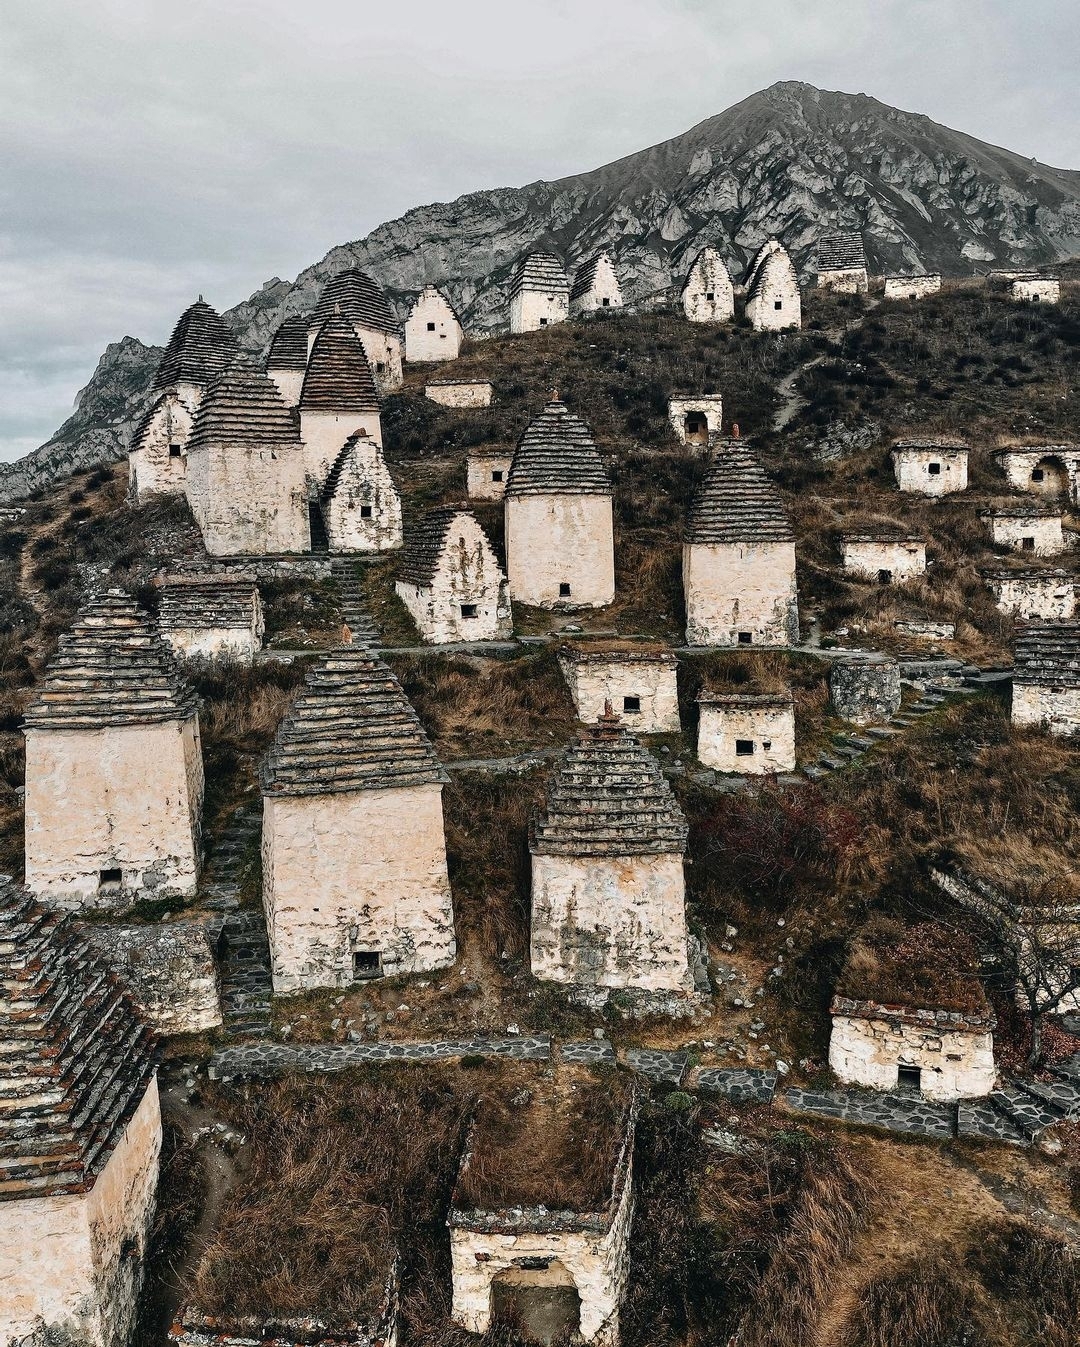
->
[2, 0, 1078, 462]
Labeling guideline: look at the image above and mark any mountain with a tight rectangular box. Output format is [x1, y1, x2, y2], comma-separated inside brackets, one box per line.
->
[6, 80, 1079, 501]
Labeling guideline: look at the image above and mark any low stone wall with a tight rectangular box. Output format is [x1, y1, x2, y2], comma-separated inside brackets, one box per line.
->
[829, 655, 901, 725]
[1012, 683, 1080, 735]
[883, 274, 941, 301]
[983, 569, 1077, 620]
[83, 919, 223, 1033]
[426, 382, 493, 408]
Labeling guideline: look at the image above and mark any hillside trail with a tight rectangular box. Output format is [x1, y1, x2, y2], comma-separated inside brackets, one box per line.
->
[772, 296, 881, 434]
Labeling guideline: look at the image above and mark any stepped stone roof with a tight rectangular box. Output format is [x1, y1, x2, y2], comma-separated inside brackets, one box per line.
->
[158, 578, 260, 631]
[744, 239, 782, 291]
[531, 708, 687, 857]
[816, 232, 867, 272]
[746, 243, 797, 303]
[558, 641, 677, 667]
[686, 442, 793, 544]
[132, 390, 177, 446]
[569, 254, 612, 300]
[262, 646, 446, 797]
[510, 252, 569, 299]
[842, 529, 924, 543]
[506, 399, 611, 498]
[152, 299, 239, 393]
[0, 883, 157, 1199]
[187, 363, 300, 453]
[698, 690, 794, 708]
[1013, 622, 1080, 687]
[399, 504, 483, 589]
[320, 433, 389, 504]
[24, 590, 198, 731]
[408, 284, 463, 325]
[310, 269, 397, 336]
[266, 315, 310, 371]
[300, 315, 380, 414]
[682, 246, 730, 291]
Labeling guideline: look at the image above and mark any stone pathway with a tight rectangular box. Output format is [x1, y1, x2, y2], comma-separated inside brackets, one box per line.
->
[445, 747, 560, 776]
[780, 1086, 956, 1139]
[624, 1048, 688, 1087]
[329, 557, 379, 646]
[210, 1034, 552, 1079]
[217, 912, 274, 1040]
[695, 1067, 778, 1104]
[560, 1038, 616, 1066]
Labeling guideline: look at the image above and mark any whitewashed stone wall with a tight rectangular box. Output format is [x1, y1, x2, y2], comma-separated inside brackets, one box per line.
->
[267, 366, 305, 408]
[467, 453, 513, 501]
[427, 382, 493, 408]
[24, 718, 204, 906]
[996, 449, 1078, 501]
[571, 256, 623, 317]
[817, 268, 867, 294]
[162, 617, 264, 664]
[745, 254, 801, 332]
[682, 541, 799, 647]
[505, 494, 614, 608]
[985, 512, 1065, 556]
[1011, 278, 1060, 304]
[395, 517, 511, 644]
[829, 1011, 995, 1102]
[883, 275, 942, 300]
[667, 396, 724, 447]
[842, 539, 927, 582]
[300, 409, 383, 492]
[405, 288, 463, 362]
[185, 441, 310, 556]
[0, 1080, 161, 1347]
[83, 920, 222, 1033]
[323, 438, 403, 554]
[128, 393, 196, 501]
[262, 783, 456, 993]
[697, 698, 795, 774]
[530, 853, 690, 991]
[557, 655, 680, 733]
[984, 572, 1077, 620]
[510, 290, 568, 334]
[1012, 683, 1080, 735]
[891, 447, 968, 497]
[682, 251, 734, 323]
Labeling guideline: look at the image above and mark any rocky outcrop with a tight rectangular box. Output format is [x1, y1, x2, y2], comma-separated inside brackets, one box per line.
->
[8, 80, 1080, 502]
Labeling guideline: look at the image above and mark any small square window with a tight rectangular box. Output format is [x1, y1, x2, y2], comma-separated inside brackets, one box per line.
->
[623, 695, 641, 713]
[353, 951, 382, 980]
[762, 740, 772, 751]
[559, 582, 571, 597]
[878, 569, 892, 584]
[492, 469, 503, 482]
[539, 318, 548, 327]
[774, 300, 783, 310]
[1022, 536, 1035, 550]
[169, 443, 182, 458]
[602, 297, 610, 307]
[360, 504, 373, 519]
[99, 868, 122, 890]
[735, 740, 755, 756]
[460, 603, 478, 619]
[897, 1065, 922, 1092]
[737, 631, 752, 645]
[1032, 468, 1045, 482]
[928, 462, 941, 475]
[705, 291, 714, 301]
[426, 321, 436, 331]
[375, 362, 386, 373]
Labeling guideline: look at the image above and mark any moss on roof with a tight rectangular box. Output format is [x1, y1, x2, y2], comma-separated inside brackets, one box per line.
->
[836, 916, 989, 1015]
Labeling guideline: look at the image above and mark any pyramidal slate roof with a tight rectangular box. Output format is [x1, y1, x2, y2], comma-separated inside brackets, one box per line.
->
[262, 646, 446, 796]
[187, 363, 300, 453]
[152, 299, 240, 392]
[747, 244, 797, 302]
[25, 591, 199, 730]
[1013, 622, 1080, 687]
[506, 400, 611, 497]
[266, 315, 310, 371]
[310, 269, 397, 336]
[683, 246, 731, 292]
[686, 442, 793, 544]
[0, 883, 157, 1199]
[399, 504, 487, 589]
[300, 315, 380, 414]
[816, 233, 867, 272]
[320, 432, 390, 504]
[510, 253, 569, 299]
[570, 254, 613, 301]
[531, 710, 687, 857]
[158, 578, 259, 632]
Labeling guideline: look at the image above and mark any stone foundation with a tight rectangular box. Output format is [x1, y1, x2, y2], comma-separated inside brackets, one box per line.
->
[83, 920, 222, 1033]
[829, 655, 901, 725]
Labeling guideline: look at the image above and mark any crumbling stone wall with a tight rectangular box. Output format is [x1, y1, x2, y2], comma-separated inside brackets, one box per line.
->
[128, 392, 195, 501]
[667, 396, 724, 447]
[883, 274, 942, 300]
[682, 250, 734, 323]
[891, 446, 968, 496]
[682, 540, 799, 647]
[83, 921, 222, 1033]
[996, 448, 1079, 502]
[1011, 278, 1060, 305]
[829, 1005, 996, 1102]
[842, 538, 926, 582]
[427, 382, 493, 408]
[466, 452, 513, 501]
[1012, 683, 1080, 735]
[162, 614, 264, 663]
[323, 439, 403, 554]
[697, 697, 795, 774]
[816, 267, 867, 294]
[557, 654, 680, 733]
[395, 516, 511, 644]
[505, 494, 614, 608]
[984, 511, 1065, 556]
[983, 570, 1076, 620]
[185, 439, 310, 556]
[830, 655, 901, 725]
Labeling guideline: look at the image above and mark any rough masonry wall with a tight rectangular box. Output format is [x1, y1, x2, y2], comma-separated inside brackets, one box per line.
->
[267, 367, 306, 408]
[427, 383, 493, 408]
[559, 658, 680, 734]
[510, 290, 569, 334]
[829, 1014, 995, 1102]
[300, 409, 383, 489]
[745, 262, 801, 331]
[162, 621, 263, 663]
[817, 268, 868, 294]
[530, 852, 690, 992]
[682, 540, 799, 647]
[406, 292, 463, 362]
[682, 255, 734, 323]
[988, 515, 1065, 555]
[262, 783, 456, 993]
[323, 440, 403, 553]
[571, 259, 623, 316]
[84, 921, 222, 1033]
[842, 539, 926, 581]
[883, 275, 941, 300]
[667, 397, 724, 446]
[1011, 279, 1060, 304]
[892, 450, 968, 497]
[467, 454, 513, 501]
[1012, 683, 1080, 735]
[185, 441, 310, 556]
[998, 451, 1079, 501]
[128, 393, 195, 501]
[395, 522, 511, 644]
[505, 494, 615, 608]
[24, 718, 204, 906]
[986, 573, 1077, 620]
[697, 703, 795, 774]
[355, 325, 403, 391]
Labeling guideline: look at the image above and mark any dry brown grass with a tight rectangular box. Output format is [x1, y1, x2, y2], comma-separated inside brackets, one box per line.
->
[836, 915, 988, 1014]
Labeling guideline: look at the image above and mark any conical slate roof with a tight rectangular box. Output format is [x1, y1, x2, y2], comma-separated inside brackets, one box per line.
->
[505, 400, 611, 497]
[1013, 622, 1080, 688]
[510, 253, 569, 298]
[399, 504, 484, 589]
[158, 578, 259, 632]
[686, 443, 793, 544]
[300, 315, 381, 414]
[310, 269, 397, 336]
[152, 299, 239, 392]
[24, 591, 199, 730]
[187, 363, 300, 453]
[266, 315, 310, 371]
[531, 710, 687, 857]
[816, 232, 867, 272]
[262, 646, 446, 796]
[0, 883, 157, 1199]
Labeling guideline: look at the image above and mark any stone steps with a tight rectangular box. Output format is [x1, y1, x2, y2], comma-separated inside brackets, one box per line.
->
[624, 1048, 688, 1087]
[984, 1084, 1066, 1138]
[329, 558, 380, 646]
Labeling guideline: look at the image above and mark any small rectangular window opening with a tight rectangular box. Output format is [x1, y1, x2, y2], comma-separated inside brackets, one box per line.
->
[559, 582, 571, 597]
[539, 318, 548, 327]
[737, 631, 752, 645]
[169, 443, 182, 458]
[774, 300, 783, 310]
[360, 504, 373, 519]
[492, 469, 504, 482]
[375, 362, 386, 373]
[928, 462, 941, 475]
[460, 603, 478, 619]
[762, 740, 772, 751]
[878, 569, 892, 584]
[426, 321, 436, 331]
[705, 291, 714, 301]
[623, 695, 641, 713]
[1032, 469, 1045, 482]
[99, 868, 122, 890]
[602, 297, 610, 307]
[352, 951, 382, 980]
[735, 740, 755, 756]
[1022, 536, 1036, 551]
[897, 1065, 922, 1092]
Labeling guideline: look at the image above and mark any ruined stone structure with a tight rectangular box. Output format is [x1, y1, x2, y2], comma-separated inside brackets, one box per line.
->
[995, 445, 1080, 502]
[981, 504, 1066, 556]
[264, 314, 309, 408]
[23, 591, 204, 907]
[883, 274, 942, 301]
[743, 240, 801, 331]
[815, 232, 869, 293]
[557, 645, 680, 733]
[395, 505, 511, 643]
[128, 298, 239, 502]
[830, 653, 902, 725]
[405, 285, 464, 362]
[530, 710, 691, 992]
[320, 434, 403, 553]
[683, 442, 798, 647]
[0, 885, 161, 1347]
[510, 253, 570, 333]
[467, 449, 514, 501]
[83, 919, 222, 1034]
[1012, 622, 1080, 735]
[299, 314, 383, 492]
[696, 691, 795, 774]
[449, 1073, 637, 1346]
[570, 253, 623, 316]
[261, 647, 456, 992]
[185, 364, 310, 556]
[841, 533, 927, 583]
[157, 576, 264, 662]
[681, 246, 734, 323]
[1010, 275, 1060, 304]
[505, 399, 614, 608]
[668, 395, 724, 448]
[426, 380, 493, 408]
[891, 440, 969, 496]
[981, 567, 1077, 620]
[307, 268, 403, 391]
